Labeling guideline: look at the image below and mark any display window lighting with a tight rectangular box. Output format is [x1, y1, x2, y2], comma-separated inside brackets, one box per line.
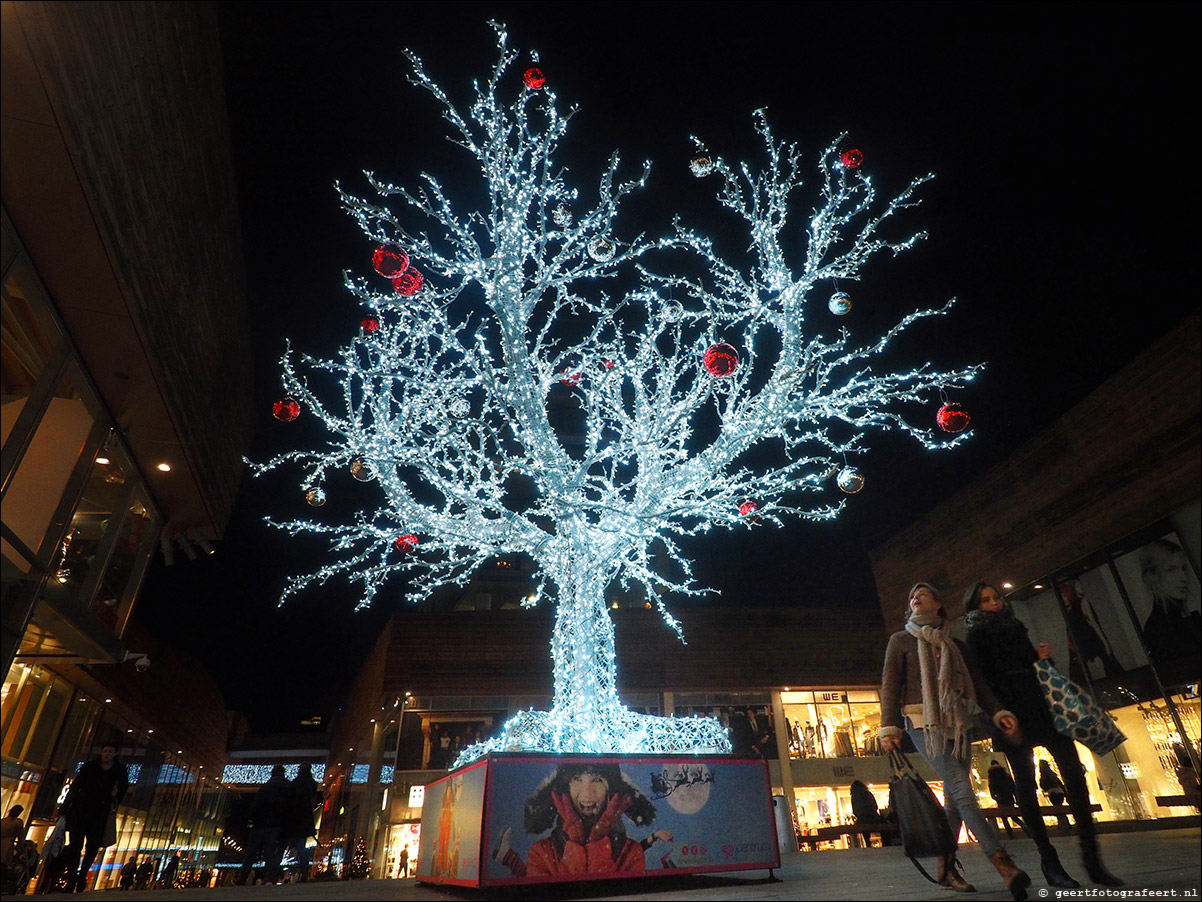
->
[156, 462, 172, 472]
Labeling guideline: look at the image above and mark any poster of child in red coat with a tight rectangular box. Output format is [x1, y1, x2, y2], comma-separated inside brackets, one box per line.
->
[482, 754, 777, 886]
[493, 760, 664, 878]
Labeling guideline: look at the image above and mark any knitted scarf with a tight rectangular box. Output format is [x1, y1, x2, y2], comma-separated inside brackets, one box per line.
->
[905, 611, 978, 758]
[964, 604, 1020, 636]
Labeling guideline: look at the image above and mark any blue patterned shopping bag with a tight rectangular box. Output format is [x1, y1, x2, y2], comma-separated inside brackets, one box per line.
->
[1034, 660, 1126, 754]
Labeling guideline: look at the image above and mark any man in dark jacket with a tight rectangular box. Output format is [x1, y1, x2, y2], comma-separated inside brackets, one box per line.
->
[61, 736, 129, 892]
[237, 765, 291, 885]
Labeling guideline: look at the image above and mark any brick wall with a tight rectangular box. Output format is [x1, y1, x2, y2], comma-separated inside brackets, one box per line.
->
[373, 604, 890, 699]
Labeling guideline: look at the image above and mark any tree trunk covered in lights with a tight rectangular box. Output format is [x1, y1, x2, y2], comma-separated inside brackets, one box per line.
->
[549, 562, 622, 742]
[256, 25, 981, 765]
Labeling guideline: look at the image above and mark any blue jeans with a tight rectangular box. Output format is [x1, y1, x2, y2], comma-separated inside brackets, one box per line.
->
[906, 725, 1004, 858]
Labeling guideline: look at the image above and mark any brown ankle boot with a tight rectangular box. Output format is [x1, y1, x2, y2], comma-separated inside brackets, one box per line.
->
[988, 849, 1031, 901]
[936, 854, 976, 892]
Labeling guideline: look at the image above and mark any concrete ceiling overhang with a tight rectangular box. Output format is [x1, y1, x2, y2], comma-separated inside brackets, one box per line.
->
[1, 1, 254, 538]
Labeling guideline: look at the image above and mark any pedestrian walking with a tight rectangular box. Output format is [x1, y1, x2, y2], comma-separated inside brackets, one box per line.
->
[1039, 761, 1072, 834]
[118, 856, 137, 890]
[987, 760, 1024, 839]
[238, 764, 291, 885]
[134, 857, 154, 890]
[59, 736, 129, 892]
[965, 581, 1123, 888]
[282, 763, 320, 882]
[156, 851, 180, 888]
[880, 581, 1032, 899]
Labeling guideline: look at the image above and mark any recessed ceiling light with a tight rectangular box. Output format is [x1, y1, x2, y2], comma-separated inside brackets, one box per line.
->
[1033, 583, 1044, 590]
[156, 463, 172, 472]
[1002, 582, 1013, 589]
[96, 455, 111, 465]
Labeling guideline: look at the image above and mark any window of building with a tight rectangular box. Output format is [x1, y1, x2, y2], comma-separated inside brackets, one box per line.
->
[781, 689, 881, 759]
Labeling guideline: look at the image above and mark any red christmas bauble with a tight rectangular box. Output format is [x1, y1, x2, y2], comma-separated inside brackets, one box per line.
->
[937, 403, 972, 433]
[600, 359, 615, 371]
[272, 398, 300, 422]
[372, 245, 409, 278]
[558, 370, 582, 386]
[739, 500, 759, 519]
[703, 343, 739, 378]
[394, 534, 419, 552]
[393, 268, 424, 296]
[523, 67, 546, 89]
[841, 148, 864, 169]
[361, 317, 380, 333]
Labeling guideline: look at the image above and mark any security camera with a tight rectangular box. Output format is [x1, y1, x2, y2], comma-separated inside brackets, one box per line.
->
[135, 656, 151, 673]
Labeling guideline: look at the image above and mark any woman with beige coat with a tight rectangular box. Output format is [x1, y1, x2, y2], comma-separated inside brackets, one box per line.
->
[880, 582, 1032, 900]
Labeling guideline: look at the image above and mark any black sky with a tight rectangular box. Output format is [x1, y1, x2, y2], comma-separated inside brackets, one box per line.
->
[137, 1, 1201, 732]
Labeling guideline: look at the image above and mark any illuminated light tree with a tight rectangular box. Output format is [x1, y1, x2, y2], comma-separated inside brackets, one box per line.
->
[253, 25, 980, 767]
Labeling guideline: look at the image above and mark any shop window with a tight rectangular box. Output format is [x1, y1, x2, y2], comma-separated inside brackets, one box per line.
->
[1, 662, 52, 760]
[48, 438, 137, 615]
[781, 689, 881, 759]
[1, 257, 65, 466]
[2, 360, 97, 572]
[21, 674, 70, 767]
[93, 487, 158, 635]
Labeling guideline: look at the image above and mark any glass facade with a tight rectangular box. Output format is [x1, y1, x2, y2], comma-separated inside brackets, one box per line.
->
[2, 215, 162, 665]
[1, 659, 232, 890]
[782, 690, 881, 759]
[1, 216, 231, 891]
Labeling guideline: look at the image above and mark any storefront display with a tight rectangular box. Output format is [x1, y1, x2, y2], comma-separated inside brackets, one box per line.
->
[385, 822, 421, 878]
[781, 690, 880, 760]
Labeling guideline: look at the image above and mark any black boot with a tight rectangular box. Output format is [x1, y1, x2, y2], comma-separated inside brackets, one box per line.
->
[1040, 848, 1079, 889]
[1082, 839, 1124, 887]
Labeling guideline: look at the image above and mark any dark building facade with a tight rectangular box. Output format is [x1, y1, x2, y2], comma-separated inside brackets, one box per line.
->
[2, 1, 253, 889]
[322, 601, 897, 875]
[870, 312, 1201, 823]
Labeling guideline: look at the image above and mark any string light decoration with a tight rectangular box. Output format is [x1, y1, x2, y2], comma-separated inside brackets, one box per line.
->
[253, 24, 981, 768]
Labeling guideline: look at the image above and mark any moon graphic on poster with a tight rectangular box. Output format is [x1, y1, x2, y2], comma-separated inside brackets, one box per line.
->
[661, 764, 713, 815]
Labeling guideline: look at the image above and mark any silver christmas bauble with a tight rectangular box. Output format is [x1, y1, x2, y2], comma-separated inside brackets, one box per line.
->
[305, 487, 327, 507]
[662, 300, 684, 322]
[828, 291, 852, 315]
[448, 397, 470, 417]
[690, 156, 715, 177]
[588, 238, 615, 262]
[552, 205, 572, 227]
[837, 466, 865, 494]
[351, 458, 377, 482]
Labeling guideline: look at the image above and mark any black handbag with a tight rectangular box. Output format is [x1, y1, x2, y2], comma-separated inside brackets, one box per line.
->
[887, 748, 956, 883]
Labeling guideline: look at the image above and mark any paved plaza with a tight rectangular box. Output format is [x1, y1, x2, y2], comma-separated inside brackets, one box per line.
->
[31, 826, 1200, 901]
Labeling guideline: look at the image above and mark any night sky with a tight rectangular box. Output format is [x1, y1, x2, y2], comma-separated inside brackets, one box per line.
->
[137, 2, 1200, 732]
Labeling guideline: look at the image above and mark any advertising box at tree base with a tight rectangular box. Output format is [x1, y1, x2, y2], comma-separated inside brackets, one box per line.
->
[415, 752, 779, 888]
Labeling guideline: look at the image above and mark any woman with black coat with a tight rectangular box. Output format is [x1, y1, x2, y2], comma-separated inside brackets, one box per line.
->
[964, 582, 1122, 889]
